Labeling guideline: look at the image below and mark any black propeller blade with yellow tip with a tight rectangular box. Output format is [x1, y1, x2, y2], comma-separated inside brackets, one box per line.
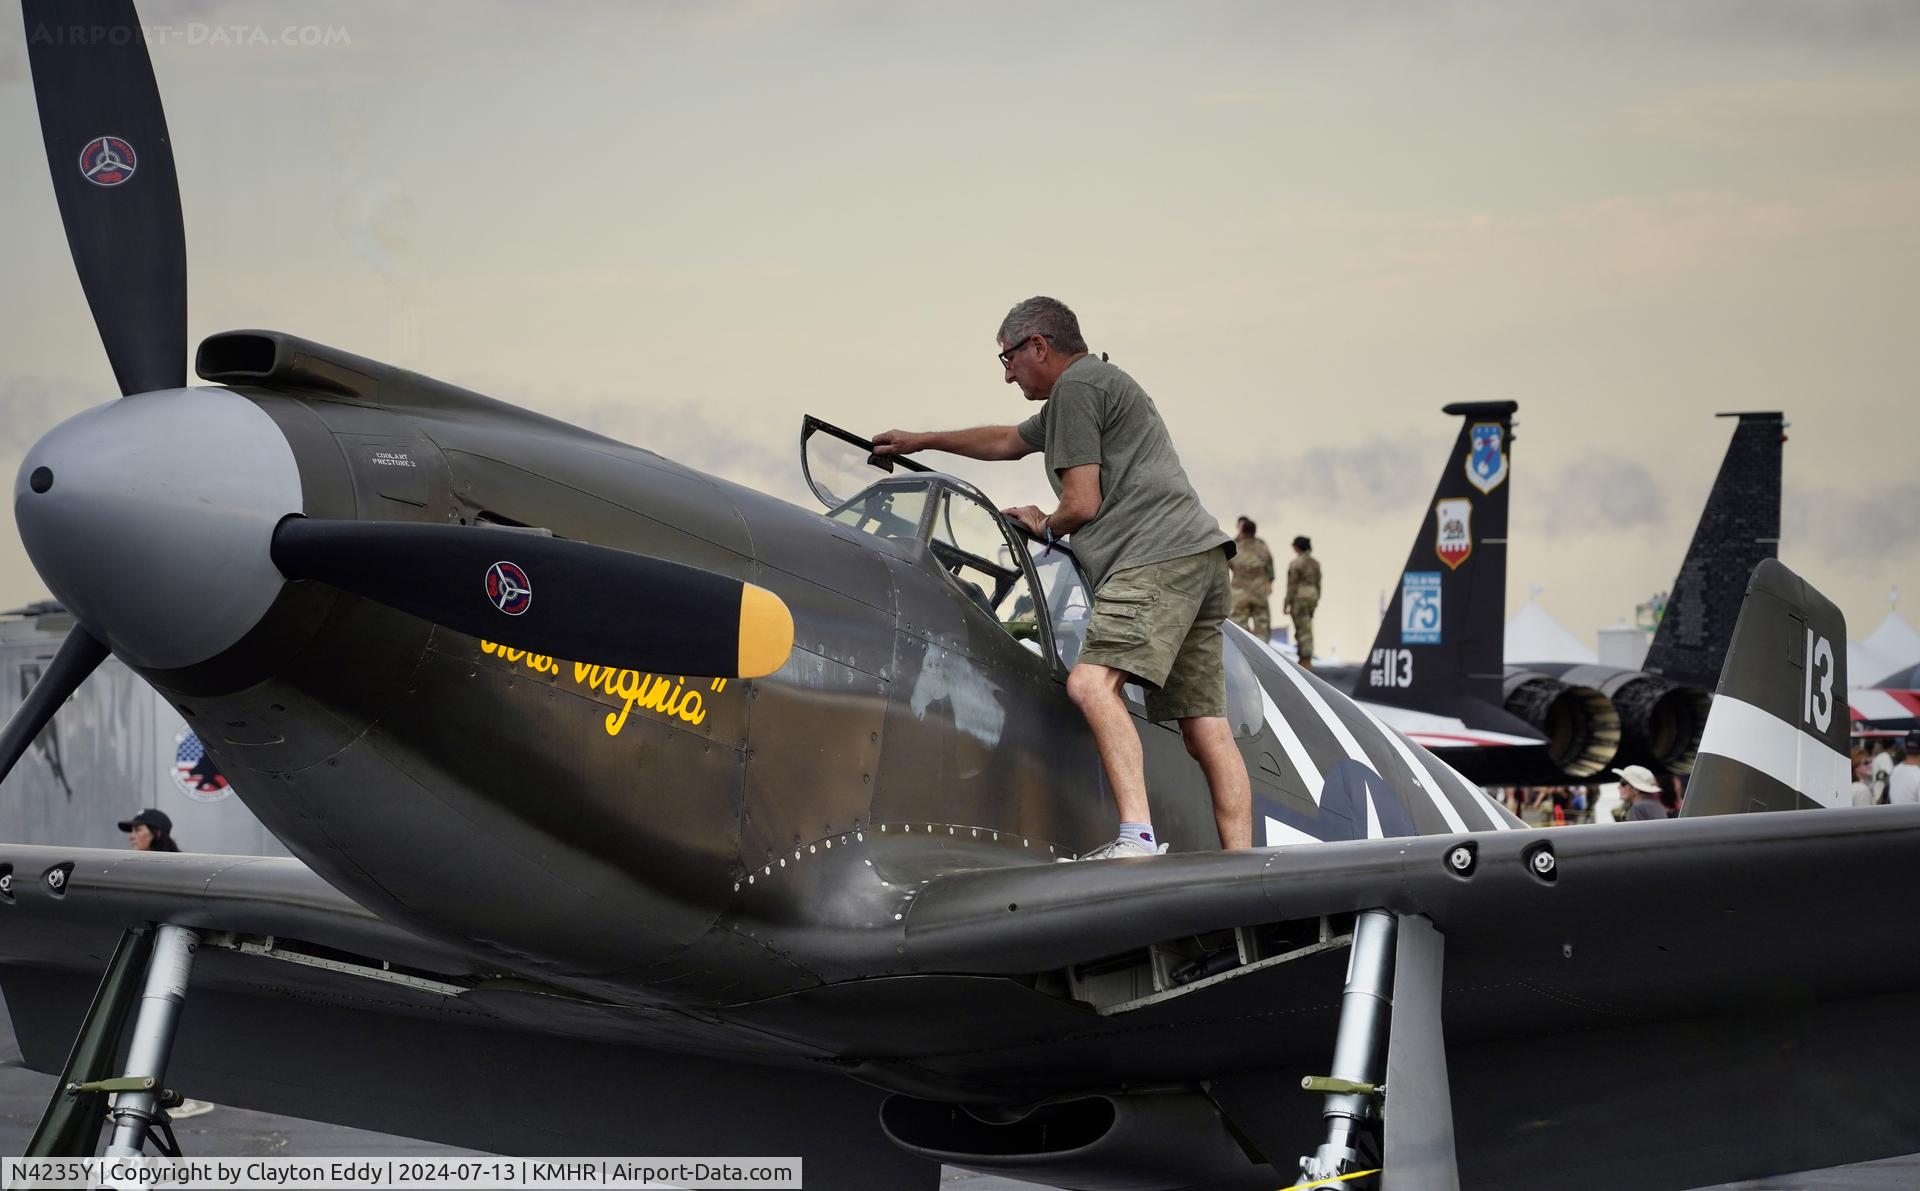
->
[270, 519, 795, 679]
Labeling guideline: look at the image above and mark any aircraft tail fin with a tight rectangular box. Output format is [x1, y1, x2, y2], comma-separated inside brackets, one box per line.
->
[1643, 412, 1783, 688]
[1359, 402, 1516, 714]
[1681, 559, 1850, 816]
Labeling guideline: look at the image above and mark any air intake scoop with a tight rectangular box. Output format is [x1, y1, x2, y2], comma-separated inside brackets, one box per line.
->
[196, 330, 387, 401]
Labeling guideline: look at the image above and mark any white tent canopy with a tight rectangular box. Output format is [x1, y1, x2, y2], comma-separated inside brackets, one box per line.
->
[1857, 612, 1920, 686]
[1506, 600, 1597, 665]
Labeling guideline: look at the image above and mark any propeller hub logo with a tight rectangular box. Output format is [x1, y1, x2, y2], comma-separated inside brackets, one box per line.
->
[79, 135, 138, 187]
[487, 561, 533, 616]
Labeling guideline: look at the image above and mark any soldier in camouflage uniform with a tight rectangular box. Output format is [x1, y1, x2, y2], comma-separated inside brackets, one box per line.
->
[1286, 535, 1321, 669]
[1228, 516, 1274, 640]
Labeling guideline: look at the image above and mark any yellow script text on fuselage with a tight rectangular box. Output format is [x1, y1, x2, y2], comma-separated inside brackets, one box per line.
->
[479, 641, 727, 737]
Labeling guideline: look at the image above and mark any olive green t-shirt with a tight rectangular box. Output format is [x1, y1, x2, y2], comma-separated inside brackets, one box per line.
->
[1016, 355, 1228, 592]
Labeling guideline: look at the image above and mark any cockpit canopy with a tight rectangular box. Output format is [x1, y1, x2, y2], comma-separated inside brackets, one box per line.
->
[800, 416, 1264, 737]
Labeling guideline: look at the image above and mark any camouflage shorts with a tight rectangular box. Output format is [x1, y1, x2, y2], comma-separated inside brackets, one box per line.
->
[1079, 546, 1232, 721]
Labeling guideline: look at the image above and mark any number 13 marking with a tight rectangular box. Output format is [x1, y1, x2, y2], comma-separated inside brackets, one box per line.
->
[1803, 629, 1834, 732]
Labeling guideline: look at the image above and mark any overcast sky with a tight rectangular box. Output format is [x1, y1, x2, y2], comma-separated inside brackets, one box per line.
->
[3, 0, 1916, 665]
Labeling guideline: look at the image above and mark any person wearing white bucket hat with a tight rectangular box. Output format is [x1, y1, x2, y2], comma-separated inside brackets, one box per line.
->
[1614, 764, 1668, 821]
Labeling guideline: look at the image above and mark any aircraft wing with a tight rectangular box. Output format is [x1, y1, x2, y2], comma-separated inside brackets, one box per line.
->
[0, 846, 485, 977]
[904, 806, 1920, 983]
[0, 844, 940, 1188]
[798, 807, 1920, 1189]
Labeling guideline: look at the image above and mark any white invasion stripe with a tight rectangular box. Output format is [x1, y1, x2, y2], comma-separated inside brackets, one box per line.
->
[1272, 660, 1470, 833]
[1364, 789, 1382, 839]
[1434, 754, 1518, 830]
[1264, 815, 1322, 847]
[1359, 706, 1475, 833]
[1697, 694, 1851, 808]
[1259, 683, 1325, 805]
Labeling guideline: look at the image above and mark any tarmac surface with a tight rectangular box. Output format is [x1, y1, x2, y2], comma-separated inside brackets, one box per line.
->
[2, 990, 1916, 1189]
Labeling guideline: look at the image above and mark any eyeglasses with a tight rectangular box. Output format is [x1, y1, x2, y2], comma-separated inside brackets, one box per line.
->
[997, 334, 1051, 366]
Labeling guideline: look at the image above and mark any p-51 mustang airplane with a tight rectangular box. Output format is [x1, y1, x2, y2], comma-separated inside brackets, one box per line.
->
[1323, 402, 1785, 788]
[7, 5, 1920, 1189]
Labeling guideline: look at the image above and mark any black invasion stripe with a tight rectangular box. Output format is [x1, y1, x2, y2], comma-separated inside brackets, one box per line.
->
[1412, 739, 1509, 830]
[1680, 752, 1823, 817]
[1239, 643, 1350, 796]
[1304, 669, 1460, 836]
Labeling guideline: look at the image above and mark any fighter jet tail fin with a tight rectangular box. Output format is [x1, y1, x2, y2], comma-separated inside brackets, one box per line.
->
[1643, 412, 1784, 688]
[1681, 560, 1850, 816]
[1358, 402, 1516, 713]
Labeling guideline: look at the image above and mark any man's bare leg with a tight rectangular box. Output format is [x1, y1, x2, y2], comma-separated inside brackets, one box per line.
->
[1180, 716, 1253, 849]
[1066, 661, 1150, 823]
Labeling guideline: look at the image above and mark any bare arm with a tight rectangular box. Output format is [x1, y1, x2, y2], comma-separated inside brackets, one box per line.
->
[872, 425, 1035, 462]
[1003, 463, 1102, 538]
[1048, 464, 1102, 534]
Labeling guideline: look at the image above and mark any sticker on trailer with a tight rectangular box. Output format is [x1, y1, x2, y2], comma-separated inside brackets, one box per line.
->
[171, 731, 232, 802]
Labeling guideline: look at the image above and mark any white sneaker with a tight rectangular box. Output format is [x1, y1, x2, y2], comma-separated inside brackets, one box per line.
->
[1059, 836, 1164, 862]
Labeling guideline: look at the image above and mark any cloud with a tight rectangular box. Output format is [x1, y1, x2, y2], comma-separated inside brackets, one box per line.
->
[1633, 77, 1920, 142]
[1202, 432, 1437, 524]
[1522, 452, 1669, 536]
[1211, 435, 1671, 541]
[1502, 0, 1920, 45]
[474, 379, 816, 511]
[1786, 480, 1920, 565]
[0, 376, 100, 457]
[576, 398, 806, 503]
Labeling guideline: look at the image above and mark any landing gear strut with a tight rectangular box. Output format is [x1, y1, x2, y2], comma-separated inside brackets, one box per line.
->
[1298, 910, 1459, 1190]
[24, 923, 201, 1166]
[1300, 909, 1394, 1182]
[103, 925, 201, 1160]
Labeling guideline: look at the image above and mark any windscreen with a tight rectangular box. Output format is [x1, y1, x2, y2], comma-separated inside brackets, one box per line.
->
[801, 416, 932, 509]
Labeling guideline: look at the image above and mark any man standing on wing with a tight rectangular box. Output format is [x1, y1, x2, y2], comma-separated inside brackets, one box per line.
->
[874, 296, 1252, 856]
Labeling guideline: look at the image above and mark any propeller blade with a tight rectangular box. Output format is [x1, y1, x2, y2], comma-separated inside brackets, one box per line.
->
[0, 625, 109, 787]
[271, 520, 795, 679]
[23, 0, 187, 396]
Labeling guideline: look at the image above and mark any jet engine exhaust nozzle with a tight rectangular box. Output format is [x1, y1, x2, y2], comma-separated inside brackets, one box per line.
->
[1613, 675, 1712, 776]
[1502, 672, 1622, 780]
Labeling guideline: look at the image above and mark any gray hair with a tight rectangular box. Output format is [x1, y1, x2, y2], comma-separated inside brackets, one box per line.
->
[996, 296, 1088, 355]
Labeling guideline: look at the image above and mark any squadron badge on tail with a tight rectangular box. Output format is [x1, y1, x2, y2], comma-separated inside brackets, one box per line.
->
[1466, 421, 1508, 493]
